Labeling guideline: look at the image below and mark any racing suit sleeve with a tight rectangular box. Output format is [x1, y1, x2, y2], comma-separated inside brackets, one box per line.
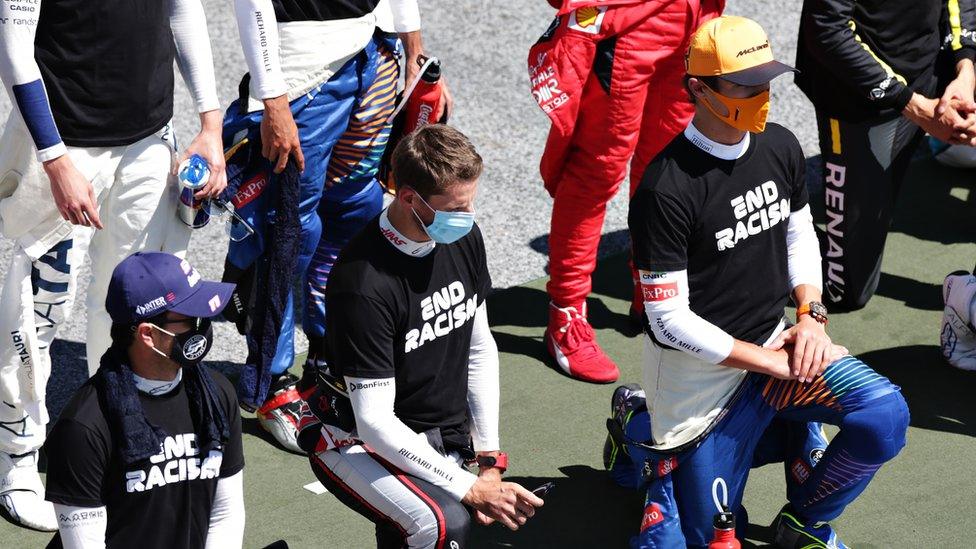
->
[205, 471, 245, 549]
[786, 204, 823, 292]
[800, 0, 914, 111]
[641, 269, 735, 364]
[53, 504, 107, 549]
[946, 0, 976, 63]
[466, 304, 500, 452]
[388, 0, 421, 33]
[345, 375, 479, 501]
[0, 0, 66, 161]
[233, 0, 288, 100]
[170, 0, 220, 113]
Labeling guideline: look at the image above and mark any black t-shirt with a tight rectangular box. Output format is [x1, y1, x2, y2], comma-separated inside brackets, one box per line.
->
[326, 217, 491, 452]
[44, 371, 244, 549]
[271, 0, 380, 22]
[35, 0, 174, 146]
[629, 123, 808, 347]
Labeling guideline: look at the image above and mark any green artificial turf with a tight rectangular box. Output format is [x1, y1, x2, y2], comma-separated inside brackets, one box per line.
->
[3, 155, 974, 548]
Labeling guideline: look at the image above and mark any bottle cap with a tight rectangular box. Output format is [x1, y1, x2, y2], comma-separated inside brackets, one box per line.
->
[178, 154, 210, 189]
[418, 56, 442, 82]
[713, 507, 736, 530]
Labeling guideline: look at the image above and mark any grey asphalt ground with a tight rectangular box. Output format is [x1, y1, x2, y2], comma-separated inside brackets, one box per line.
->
[0, 0, 818, 416]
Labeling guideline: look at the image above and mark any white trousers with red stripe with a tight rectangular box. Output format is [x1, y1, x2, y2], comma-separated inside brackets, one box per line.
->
[310, 444, 471, 549]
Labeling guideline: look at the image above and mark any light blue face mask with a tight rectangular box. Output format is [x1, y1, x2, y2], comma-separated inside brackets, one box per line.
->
[413, 192, 475, 244]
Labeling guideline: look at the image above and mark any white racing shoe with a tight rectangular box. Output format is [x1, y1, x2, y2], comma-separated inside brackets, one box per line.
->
[942, 269, 976, 371]
[0, 451, 57, 531]
[256, 373, 309, 454]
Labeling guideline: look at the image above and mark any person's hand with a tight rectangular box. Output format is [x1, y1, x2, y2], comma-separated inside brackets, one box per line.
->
[760, 347, 795, 381]
[260, 95, 304, 174]
[828, 343, 850, 364]
[462, 478, 543, 531]
[44, 155, 103, 229]
[404, 56, 454, 121]
[472, 467, 503, 526]
[938, 60, 976, 120]
[905, 93, 976, 145]
[181, 110, 227, 199]
[768, 317, 833, 383]
[438, 77, 454, 121]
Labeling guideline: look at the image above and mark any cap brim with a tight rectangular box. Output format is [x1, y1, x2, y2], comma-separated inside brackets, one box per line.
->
[168, 281, 236, 319]
[722, 60, 797, 86]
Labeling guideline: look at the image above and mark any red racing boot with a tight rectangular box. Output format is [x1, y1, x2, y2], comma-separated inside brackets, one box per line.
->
[545, 301, 619, 383]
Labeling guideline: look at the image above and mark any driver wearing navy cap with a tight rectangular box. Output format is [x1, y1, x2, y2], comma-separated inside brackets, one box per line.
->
[41, 252, 245, 549]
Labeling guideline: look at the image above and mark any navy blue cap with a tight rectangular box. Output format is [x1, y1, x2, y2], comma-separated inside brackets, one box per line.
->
[106, 252, 235, 324]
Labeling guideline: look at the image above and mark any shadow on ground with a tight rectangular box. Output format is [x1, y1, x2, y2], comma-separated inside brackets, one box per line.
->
[858, 345, 975, 438]
[469, 465, 777, 548]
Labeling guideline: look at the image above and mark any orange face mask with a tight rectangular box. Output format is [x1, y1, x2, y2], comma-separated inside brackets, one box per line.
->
[700, 85, 770, 133]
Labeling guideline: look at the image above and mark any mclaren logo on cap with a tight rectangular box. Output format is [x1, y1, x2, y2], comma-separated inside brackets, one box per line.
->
[737, 41, 770, 57]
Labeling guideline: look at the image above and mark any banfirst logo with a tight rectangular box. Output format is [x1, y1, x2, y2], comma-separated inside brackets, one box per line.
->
[404, 281, 478, 353]
[736, 41, 769, 57]
[822, 162, 847, 302]
[125, 433, 222, 493]
[715, 181, 790, 251]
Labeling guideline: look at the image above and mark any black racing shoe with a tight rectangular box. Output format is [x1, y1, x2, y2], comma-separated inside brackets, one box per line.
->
[603, 383, 646, 470]
[772, 504, 848, 549]
[256, 373, 307, 454]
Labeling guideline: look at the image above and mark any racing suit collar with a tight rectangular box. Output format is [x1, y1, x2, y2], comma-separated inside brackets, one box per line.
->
[684, 122, 750, 161]
[133, 369, 183, 396]
[379, 208, 436, 257]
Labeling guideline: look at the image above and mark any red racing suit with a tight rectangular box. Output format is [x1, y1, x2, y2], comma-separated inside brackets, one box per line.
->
[529, 0, 723, 308]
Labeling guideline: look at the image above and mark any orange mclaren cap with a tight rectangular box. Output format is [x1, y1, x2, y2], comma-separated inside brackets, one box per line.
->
[686, 15, 796, 86]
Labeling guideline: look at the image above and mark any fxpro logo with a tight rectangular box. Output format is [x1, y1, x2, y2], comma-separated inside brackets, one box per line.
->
[642, 282, 678, 302]
[736, 41, 769, 57]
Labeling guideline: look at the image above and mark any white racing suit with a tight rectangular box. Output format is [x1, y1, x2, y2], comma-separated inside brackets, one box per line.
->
[0, 117, 189, 456]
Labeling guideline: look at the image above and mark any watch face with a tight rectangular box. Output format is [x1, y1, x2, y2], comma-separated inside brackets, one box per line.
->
[809, 301, 828, 322]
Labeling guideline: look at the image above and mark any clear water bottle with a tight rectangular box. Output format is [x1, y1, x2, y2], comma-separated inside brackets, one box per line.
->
[177, 154, 211, 228]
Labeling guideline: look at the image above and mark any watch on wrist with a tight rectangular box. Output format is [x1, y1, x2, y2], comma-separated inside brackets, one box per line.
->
[476, 452, 508, 473]
[797, 301, 828, 325]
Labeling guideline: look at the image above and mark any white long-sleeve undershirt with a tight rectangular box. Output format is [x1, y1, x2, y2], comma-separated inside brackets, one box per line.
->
[170, 0, 220, 113]
[232, 0, 288, 100]
[466, 304, 500, 452]
[205, 471, 245, 549]
[786, 204, 823, 292]
[388, 0, 421, 32]
[642, 270, 736, 364]
[0, 0, 65, 161]
[53, 504, 107, 549]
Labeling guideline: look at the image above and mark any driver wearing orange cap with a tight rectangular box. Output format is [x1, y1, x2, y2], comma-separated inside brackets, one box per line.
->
[607, 16, 909, 548]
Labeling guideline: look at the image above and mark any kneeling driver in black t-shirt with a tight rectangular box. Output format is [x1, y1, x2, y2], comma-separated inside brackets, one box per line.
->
[43, 253, 245, 548]
[300, 125, 544, 548]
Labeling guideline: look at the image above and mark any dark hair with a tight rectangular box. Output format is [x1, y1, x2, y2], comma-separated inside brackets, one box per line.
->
[391, 124, 483, 198]
[683, 74, 722, 104]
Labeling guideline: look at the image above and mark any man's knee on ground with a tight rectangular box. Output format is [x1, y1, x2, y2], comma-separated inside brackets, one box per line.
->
[842, 391, 910, 464]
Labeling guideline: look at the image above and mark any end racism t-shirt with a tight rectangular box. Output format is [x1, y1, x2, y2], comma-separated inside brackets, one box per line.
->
[44, 371, 244, 549]
[630, 122, 808, 347]
[326, 217, 491, 452]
